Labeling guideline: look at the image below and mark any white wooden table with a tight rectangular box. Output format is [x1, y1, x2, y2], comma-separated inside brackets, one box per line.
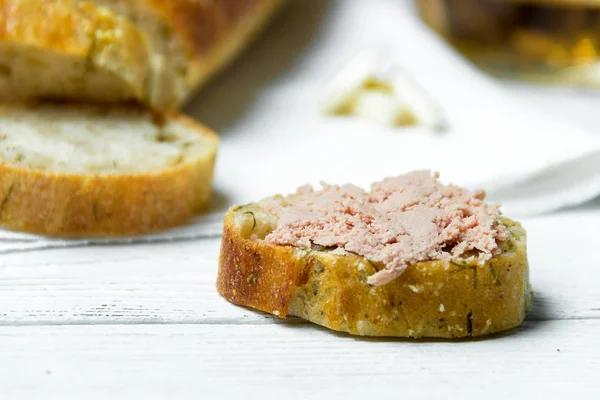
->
[1, 198, 599, 399]
[3, 2, 600, 397]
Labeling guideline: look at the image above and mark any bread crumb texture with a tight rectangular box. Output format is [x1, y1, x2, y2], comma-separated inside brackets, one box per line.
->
[0, 103, 218, 236]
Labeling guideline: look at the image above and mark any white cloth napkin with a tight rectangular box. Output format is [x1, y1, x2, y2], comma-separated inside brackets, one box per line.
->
[2, 0, 600, 252]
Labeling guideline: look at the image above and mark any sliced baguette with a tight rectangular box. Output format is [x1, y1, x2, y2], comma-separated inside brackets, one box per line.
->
[77, 0, 285, 109]
[0, 102, 218, 236]
[0, 0, 283, 109]
[0, 0, 152, 105]
[217, 203, 532, 338]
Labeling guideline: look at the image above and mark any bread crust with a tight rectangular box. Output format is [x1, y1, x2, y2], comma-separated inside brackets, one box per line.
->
[135, 0, 284, 85]
[217, 206, 533, 338]
[0, 110, 218, 237]
[133, 0, 282, 53]
[133, 0, 285, 107]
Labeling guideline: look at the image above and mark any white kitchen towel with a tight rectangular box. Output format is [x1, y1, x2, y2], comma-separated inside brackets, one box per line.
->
[2, 0, 600, 252]
[0, 212, 224, 253]
[195, 0, 600, 213]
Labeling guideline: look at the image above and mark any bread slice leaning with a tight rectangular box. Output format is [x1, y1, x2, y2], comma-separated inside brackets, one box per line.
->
[0, 0, 152, 105]
[0, 103, 218, 236]
[217, 204, 533, 338]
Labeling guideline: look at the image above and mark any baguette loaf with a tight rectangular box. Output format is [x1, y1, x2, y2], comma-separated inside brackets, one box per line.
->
[78, 0, 285, 109]
[217, 175, 532, 338]
[0, 0, 152, 105]
[0, 0, 284, 110]
[0, 102, 218, 236]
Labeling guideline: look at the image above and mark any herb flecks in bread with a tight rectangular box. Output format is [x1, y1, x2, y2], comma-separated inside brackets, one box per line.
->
[0, 105, 209, 173]
[0, 102, 218, 236]
[217, 173, 532, 338]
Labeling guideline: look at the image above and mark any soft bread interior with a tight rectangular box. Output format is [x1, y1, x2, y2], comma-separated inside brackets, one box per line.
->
[0, 104, 215, 174]
[0, 44, 140, 104]
[232, 204, 278, 240]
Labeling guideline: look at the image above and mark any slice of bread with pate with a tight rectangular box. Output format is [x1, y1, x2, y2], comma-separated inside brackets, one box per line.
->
[217, 171, 532, 338]
[0, 102, 218, 236]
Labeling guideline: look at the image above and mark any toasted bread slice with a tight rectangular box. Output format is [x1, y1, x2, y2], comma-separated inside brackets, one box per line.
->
[217, 203, 532, 338]
[0, 0, 152, 105]
[0, 102, 218, 236]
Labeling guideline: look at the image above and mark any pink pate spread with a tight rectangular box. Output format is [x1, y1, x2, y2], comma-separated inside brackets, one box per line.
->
[261, 171, 509, 286]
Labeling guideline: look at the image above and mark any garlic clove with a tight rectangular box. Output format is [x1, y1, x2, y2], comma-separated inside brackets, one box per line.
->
[389, 67, 447, 131]
[319, 47, 385, 115]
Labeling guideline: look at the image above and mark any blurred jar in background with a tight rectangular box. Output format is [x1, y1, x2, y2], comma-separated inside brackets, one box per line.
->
[416, 0, 600, 87]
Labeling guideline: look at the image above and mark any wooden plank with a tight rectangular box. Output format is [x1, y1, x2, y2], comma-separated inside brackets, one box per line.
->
[0, 320, 597, 399]
[523, 208, 600, 320]
[1, 207, 600, 326]
[0, 238, 273, 325]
